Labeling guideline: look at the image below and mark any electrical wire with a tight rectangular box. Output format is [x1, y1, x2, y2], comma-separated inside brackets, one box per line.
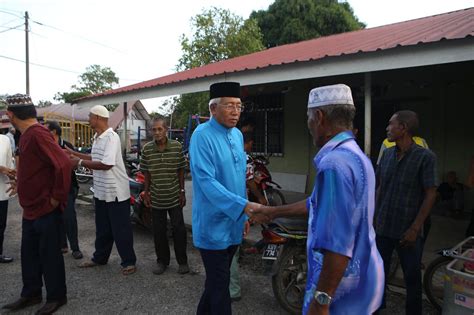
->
[0, 17, 22, 27]
[0, 9, 23, 19]
[0, 23, 23, 34]
[0, 54, 141, 82]
[31, 19, 127, 54]
[0, 54, 82, 74]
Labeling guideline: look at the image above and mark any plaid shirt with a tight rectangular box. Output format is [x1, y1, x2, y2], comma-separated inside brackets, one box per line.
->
[375, 143, 437, 239]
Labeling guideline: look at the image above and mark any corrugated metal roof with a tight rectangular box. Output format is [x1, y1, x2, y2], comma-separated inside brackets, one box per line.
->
[80, 7, 474, 101]
[36, 103, 92, 121]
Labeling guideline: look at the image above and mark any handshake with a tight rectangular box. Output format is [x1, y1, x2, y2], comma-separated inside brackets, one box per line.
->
[244, 201, 275, 224]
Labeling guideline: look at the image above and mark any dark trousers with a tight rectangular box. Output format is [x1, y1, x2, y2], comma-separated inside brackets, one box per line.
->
[60, 187, 80, 252]
[0, 200, 8, 255]
[197, 245, 238, 315]
[152, 207, 187, 266]
[376, 235, 422, 315]
[93, 198, 136, 267]
[21, 210, 66, 302]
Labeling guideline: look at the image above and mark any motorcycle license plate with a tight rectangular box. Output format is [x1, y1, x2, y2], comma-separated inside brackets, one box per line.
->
[262, 244, 280, 260]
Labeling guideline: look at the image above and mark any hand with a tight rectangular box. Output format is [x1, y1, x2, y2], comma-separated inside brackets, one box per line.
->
[50, 198, 60, 210]
[244, 201, 262, 217]
[64, 146, 76, 156]
[6, 180, 16, 196]
[258, 197, 268, 206]
[0, 166, 16, 179]
[243, 220, 250, 237]
[400, 226, 419, 248]
[179, 191, 186, 207]
[308, 300, 329, 315]
[143, 191, 152, 208]
[70, 156, 81, 167]
[247, 203, 273, 224]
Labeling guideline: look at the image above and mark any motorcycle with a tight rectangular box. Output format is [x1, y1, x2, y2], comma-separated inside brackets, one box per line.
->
[125, 156, 140, 177]
[250, 155, 286, 206]
[73, 147, 93, 184]
[129, 172, 152, 230]
[75, 165, 93, 184]
[261, 217, 308, 315]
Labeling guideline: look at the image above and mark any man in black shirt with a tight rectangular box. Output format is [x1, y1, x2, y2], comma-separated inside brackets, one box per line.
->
[45, 121, 83, 260]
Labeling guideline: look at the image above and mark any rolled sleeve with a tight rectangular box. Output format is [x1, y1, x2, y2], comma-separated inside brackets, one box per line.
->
[100, 135, 118, 166]
[312, 168, 356, 258]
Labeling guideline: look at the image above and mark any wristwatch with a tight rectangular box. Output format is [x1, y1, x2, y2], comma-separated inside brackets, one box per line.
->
[314, 291, 332, 305]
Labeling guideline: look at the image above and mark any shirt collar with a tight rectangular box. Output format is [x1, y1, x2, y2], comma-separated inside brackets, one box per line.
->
[315, 131, 355, 165]
[95, 128, 113, 140]
[209, 117, 232, 134]
[153, 138, 170, 152]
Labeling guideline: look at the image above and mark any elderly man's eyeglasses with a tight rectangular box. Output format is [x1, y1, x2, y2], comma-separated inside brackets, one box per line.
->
[219, 103, 245, 112]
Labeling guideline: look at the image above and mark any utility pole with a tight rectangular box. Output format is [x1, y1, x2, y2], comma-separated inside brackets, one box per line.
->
[25, 11, 30, 95]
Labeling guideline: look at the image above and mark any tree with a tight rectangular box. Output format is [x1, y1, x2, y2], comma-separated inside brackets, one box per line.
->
[55, 64, 119, 104]
[37, 100, 53, 108]
[169, 7, 265, 127]
[0, 95, 8, 110]
[250, 0, 365, 48]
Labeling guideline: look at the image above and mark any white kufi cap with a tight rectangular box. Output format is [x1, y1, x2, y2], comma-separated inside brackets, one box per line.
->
[90, 105, 109, 118]
[308, 84, 354, 108]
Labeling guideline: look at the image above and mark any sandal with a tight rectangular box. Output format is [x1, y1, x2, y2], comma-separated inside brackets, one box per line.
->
[78, 260, 99, 268]
[122, 265, 136, 276]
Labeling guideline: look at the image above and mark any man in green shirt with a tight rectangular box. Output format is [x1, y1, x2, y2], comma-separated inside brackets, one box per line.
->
[140, 118, 188, 275]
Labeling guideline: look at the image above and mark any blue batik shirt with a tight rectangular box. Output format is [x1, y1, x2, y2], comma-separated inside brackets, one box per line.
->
[190, 118, 248, 250]
[303, 131, 384, 315]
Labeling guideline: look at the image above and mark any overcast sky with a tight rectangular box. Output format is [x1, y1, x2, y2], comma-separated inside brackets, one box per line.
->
[1, 0, 472, 112]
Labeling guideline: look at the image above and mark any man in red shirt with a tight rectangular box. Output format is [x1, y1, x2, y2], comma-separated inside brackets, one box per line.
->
[2, 94, 72, 315]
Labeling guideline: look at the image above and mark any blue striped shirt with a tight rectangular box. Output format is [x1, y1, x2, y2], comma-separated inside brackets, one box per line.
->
[304, 131, 384, 314]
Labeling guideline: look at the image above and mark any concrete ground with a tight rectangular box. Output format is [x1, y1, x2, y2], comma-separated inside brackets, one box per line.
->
[0, 179, 452, 314]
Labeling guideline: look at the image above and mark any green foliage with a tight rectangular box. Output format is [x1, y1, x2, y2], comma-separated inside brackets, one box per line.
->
[149, 111, 164, 120]
[55, 65, 119, 103]
[0, 95, 7, 110]
[177, 7, 264, 71]
[168, 7, 265, 127]
[172, 92, 209, 128]
[37, 100, 53, 107]
[251, 0, 365, 48]
[54, 91, 91, 104]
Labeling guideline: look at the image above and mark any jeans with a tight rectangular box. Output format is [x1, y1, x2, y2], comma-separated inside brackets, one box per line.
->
[21, 210, 66, 302]
[0, 200, 8, 255]
[376, 235, 423, 315]
[60, 187, 80, 252]
[92, 198, 136, 267]
[152, 207, 187, 266]
[197, 245, 238, 315]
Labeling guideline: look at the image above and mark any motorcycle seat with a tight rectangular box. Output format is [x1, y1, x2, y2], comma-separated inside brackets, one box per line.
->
[272, 217, 308, 232]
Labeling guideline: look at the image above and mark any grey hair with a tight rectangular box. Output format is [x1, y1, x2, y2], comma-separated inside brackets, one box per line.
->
[208, 97, 221, 116]
[307, 104, 355, 129]
[151, 117, 169, 129]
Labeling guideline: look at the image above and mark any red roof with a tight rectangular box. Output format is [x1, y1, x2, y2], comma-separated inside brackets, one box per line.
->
[80, 7, 473, 101]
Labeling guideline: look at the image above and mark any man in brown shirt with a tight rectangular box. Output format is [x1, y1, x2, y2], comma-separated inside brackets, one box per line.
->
[2, 94, 71, 315]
